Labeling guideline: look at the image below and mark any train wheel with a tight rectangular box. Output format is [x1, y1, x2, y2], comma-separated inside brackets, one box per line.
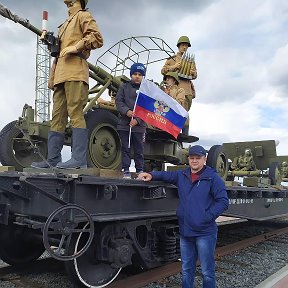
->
[0, 224, 44, 267]
[207, 145, 228, 181]
[0, 120, 47, 171]
[65, 229, 122, 288]
[85, 109, 121, 169]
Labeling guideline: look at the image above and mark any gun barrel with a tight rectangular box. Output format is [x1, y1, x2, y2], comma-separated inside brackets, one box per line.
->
[0, 3, 124, 93]
[0, 3, 42, 36]
[88, 63, 122, 93]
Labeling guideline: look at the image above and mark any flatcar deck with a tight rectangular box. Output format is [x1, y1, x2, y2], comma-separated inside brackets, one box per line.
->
[0, 170, 287, 222]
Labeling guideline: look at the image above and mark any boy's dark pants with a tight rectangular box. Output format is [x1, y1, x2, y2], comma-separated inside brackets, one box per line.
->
[118, 130, 144, 172]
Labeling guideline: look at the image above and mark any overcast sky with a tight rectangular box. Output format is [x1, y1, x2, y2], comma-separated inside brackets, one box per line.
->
[0, 0, 288, 156]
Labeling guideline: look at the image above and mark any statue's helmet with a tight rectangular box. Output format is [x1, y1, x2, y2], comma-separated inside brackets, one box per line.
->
[244, 149, 252, 156]
[282, 161, 288, 167]
[64, 0, 88, 8]
[177, 36, 191, 47]
[164, 71, 180, 84]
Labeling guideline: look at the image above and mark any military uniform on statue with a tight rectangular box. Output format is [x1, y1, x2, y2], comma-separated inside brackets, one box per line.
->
[163, 71, 186, 108]
[31, 0, 103, 169]
[161, 36, 197, 135]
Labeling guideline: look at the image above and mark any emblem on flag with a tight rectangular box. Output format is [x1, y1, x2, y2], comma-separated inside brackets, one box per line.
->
[154, 101, 170, 116]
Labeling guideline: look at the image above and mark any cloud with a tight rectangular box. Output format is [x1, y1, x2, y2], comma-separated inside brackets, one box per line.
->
[268, 43, 288, 94]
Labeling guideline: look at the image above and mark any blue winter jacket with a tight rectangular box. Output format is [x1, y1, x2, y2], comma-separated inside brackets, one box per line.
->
[151, 166, 229, 237]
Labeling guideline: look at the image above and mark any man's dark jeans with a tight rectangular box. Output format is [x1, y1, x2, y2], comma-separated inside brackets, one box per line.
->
[118, 130, 144, 172]
[180, 233, 217, 288]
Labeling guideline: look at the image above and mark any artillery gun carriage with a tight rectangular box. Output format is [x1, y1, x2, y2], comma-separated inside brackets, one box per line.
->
[221, 140, 282, 187]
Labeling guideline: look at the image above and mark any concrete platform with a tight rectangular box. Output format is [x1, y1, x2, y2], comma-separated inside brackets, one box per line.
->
[216, 216, 245, 225]
[254, 264, 288, 288]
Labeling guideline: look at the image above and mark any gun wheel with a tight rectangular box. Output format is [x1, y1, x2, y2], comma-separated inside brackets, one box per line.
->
[207, 145, 228, 181]
[268, 162, 281, 186]
[43, 204, 94, 261]
[0, 121, 47, 171]
[85, 109, 121, 169]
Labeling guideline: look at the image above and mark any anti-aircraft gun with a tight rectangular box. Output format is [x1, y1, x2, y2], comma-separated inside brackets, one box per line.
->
[0, 4, 199, 172]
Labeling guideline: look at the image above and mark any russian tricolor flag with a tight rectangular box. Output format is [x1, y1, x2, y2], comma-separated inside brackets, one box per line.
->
[134, 79, 189, 139]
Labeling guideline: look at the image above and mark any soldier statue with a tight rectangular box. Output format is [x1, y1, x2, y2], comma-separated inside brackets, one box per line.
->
[31, 0, 103, 169]
[230, 149, 256, 171]
[162, 72, 186, 109]
[161, 36, 197, 111]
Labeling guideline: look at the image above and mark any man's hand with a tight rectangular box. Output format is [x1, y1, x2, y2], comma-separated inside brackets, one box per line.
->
[129, 118, 138, 127]
[137, 172, 152, 181]
[126, 110, 134, 118]
[60, 45, 78, 57]
[40, 31, 47, 41]
[97, 98, 108, 104]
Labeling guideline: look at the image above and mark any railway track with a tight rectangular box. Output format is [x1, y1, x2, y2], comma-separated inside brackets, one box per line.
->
[0, 220, 287, 288]
[0, 258, 67, 288]
[108, 224, 288, 288]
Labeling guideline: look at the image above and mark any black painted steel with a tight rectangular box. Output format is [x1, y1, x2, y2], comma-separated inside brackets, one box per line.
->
[0, 172, 288, 224]
[0, 223, 44, 266]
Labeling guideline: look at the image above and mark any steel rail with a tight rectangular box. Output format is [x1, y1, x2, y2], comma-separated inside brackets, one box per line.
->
[107, 226, 288, 288]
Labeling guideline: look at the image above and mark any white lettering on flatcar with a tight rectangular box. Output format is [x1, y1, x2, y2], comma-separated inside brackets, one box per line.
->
[266, 198, 284, 203]
[229, 199, 254, 205]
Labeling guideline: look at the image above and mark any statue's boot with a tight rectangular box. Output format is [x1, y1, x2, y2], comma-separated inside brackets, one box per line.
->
[31, 131, 64, 168]
[56, 128, 88, 169]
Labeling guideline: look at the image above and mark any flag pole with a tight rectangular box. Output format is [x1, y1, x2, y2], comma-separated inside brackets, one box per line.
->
[128, 89, 140, 148]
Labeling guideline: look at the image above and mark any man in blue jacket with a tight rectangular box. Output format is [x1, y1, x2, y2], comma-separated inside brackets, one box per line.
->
[138, 145, 229, 288]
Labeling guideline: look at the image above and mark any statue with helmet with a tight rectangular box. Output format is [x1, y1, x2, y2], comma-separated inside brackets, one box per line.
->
[162, 71, 186, 108]
[31, 0, 104, 170]
[230, 149, 257, 171]
[161, 35, 197, 112]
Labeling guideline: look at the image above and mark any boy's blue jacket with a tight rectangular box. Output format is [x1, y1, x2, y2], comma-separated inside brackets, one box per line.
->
[151, 166, 229, 237]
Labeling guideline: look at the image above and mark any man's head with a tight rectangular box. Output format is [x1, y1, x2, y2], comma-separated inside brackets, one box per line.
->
[164, 71, 179, 87]
[177, 36, 191, 54]
[188, 145, 207, 172]
[130, 63, 146, 84]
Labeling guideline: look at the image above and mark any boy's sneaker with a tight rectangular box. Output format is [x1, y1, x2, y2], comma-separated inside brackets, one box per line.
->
[123, 171, 132, 179]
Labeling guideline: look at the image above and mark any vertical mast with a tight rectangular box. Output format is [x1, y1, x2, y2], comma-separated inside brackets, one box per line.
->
[35, 11, 51, 122]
